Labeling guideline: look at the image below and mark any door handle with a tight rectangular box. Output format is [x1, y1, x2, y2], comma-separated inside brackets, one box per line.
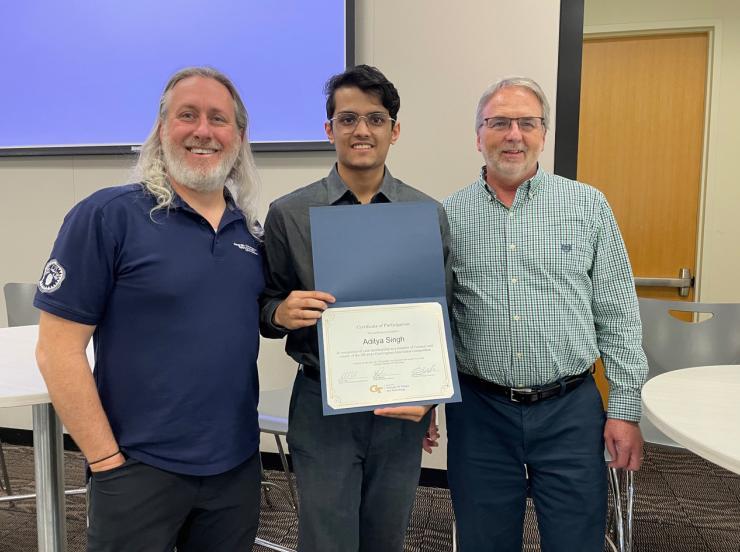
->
[634, 267, 693, 297]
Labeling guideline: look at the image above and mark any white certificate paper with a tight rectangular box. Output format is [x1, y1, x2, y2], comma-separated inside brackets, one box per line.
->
[320, 302, 455, 411]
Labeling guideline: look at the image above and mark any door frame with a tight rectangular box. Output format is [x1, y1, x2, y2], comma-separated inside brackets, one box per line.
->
[582, 20, 721, 301]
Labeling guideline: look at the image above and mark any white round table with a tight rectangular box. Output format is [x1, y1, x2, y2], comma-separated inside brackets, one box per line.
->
[642, 364, 740, 474]
[0, 324, 81, 551]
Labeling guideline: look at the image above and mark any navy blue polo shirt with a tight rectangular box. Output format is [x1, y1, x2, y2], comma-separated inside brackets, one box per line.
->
[34, 184, 264, 476]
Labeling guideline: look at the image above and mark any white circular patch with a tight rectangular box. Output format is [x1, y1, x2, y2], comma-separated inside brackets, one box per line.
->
[38, 259, 66, 293]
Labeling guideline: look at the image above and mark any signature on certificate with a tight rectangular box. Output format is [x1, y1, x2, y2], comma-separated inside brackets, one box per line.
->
[373, 368, 398, 381]
[338, 369, 368, 384]
[411, 364, 438, 377]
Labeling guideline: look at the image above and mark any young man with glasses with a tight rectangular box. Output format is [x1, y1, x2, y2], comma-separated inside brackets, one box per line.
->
[260, 64, 450, 552]
[442, 77, 648, 551]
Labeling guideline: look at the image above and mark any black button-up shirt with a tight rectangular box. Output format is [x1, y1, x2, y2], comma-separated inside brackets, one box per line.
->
[259, 164, 452, 369]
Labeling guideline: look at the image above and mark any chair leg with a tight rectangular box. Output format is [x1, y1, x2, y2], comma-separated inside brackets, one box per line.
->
[608, 467, 635, 552]
[254, 537, 296, 552]
[274, 434, 298, 510]
[0, 441, 13, 497]
[452, 519, 459, 552]
[259, 451, 275, 508]
[608, 467, 626, 552]
[625, 470, 634, 552]
[256, 442, 297, 552]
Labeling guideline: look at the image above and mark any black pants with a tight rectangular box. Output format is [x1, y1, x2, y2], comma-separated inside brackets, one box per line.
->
[447, 375, 607, 552]
[87, 451, 261, 552]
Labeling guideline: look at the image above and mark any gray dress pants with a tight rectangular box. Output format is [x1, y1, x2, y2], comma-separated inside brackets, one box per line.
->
[287, 370, 429, 552]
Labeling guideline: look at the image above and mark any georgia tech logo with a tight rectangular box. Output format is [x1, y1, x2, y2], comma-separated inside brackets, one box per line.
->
[369, 384, 383, 393]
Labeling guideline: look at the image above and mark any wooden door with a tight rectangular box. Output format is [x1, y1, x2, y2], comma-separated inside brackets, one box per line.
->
[577, 32, 709, 404]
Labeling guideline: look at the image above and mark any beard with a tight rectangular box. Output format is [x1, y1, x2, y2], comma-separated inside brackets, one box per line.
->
[161, 130, 241, 193]
[487, 143, 537, 180]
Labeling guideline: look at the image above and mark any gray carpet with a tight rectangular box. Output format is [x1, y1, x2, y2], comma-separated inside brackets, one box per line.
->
[1, 443, 740, 551]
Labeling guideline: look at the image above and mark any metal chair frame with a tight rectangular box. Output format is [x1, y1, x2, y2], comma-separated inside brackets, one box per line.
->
[0, 438, 12, 496]
[257, 386, 298, 552]
[606, 298, 740, 552]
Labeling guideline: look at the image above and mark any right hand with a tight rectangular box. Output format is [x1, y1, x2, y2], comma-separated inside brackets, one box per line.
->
[273, 290, 335, 330]
[423, 408, 440, 454]
[89, 452, 126, 473]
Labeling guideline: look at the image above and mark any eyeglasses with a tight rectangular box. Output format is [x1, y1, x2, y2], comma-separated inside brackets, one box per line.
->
[330, 112, 395, 130]
[481, 116, 545, 132]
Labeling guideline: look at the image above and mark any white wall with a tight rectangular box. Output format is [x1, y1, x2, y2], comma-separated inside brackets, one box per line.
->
[584, 0, 740, 303]
[0, 0, 562, 467]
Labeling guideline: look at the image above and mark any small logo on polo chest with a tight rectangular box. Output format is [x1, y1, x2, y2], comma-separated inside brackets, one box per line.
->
[233, 242, 259, 256]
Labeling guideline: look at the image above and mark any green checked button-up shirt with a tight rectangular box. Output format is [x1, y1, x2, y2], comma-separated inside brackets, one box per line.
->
[443, 166, 648, 421]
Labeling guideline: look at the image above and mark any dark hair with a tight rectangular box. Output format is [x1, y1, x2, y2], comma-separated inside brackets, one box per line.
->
[324, 64, 400, 121]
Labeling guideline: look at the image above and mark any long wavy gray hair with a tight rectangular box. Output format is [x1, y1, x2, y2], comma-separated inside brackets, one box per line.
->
[133, 67, 261, 236]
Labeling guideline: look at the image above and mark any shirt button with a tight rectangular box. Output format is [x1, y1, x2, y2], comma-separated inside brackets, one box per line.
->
[509, 211, 514, 217]
[511, 278, 518, 284]
[513, 315, 520, 321]
[516, 352, 523, 359]
[509, 244, 516, 251]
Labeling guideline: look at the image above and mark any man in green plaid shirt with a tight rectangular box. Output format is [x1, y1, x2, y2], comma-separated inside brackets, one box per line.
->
[443, 77, 648, 552]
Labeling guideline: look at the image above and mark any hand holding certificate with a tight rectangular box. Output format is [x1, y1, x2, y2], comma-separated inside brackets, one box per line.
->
[310, 201, 460, 415]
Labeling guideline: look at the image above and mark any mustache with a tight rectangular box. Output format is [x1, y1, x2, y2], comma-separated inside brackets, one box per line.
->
[498, 142, 527, 152]
[183, 138, 223, 151]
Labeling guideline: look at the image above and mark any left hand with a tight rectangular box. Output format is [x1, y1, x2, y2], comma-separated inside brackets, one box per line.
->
[604, 418, 644, 471]
[373, 404, 434, 423]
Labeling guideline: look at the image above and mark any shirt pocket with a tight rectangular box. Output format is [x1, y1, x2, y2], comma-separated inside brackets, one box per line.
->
[528, 218, 594, 276]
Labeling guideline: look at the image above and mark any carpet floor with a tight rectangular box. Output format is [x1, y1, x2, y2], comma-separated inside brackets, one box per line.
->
[1, 443, 739, 551]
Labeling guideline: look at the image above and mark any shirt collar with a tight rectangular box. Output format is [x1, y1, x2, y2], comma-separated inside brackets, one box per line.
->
[168, 184, 244, 229]
[529, 165, 545, 195]
[170, 184, 239, 213]
[477, 164, 545, 199]
[326, 164, 396, 204]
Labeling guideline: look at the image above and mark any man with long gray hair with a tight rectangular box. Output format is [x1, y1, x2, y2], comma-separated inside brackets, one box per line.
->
[443, 77, 647, 551]
[34, 66, 264, 550]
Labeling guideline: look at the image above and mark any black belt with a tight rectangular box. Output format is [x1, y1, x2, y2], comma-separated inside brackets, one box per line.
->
[459, 370, 590, 405]
[300, 364, 320, 382]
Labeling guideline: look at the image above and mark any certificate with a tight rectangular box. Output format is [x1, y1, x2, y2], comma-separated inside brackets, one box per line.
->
[310, 201, 461, 415]
[321, 302, 455, 411]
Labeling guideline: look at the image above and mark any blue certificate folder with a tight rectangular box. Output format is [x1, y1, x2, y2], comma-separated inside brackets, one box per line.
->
[310, 201, 460, 415]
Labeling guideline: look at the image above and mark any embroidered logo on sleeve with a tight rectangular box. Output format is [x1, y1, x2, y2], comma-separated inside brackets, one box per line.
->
[38, 259, 66, 293]
[232, 242, 259, 256]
